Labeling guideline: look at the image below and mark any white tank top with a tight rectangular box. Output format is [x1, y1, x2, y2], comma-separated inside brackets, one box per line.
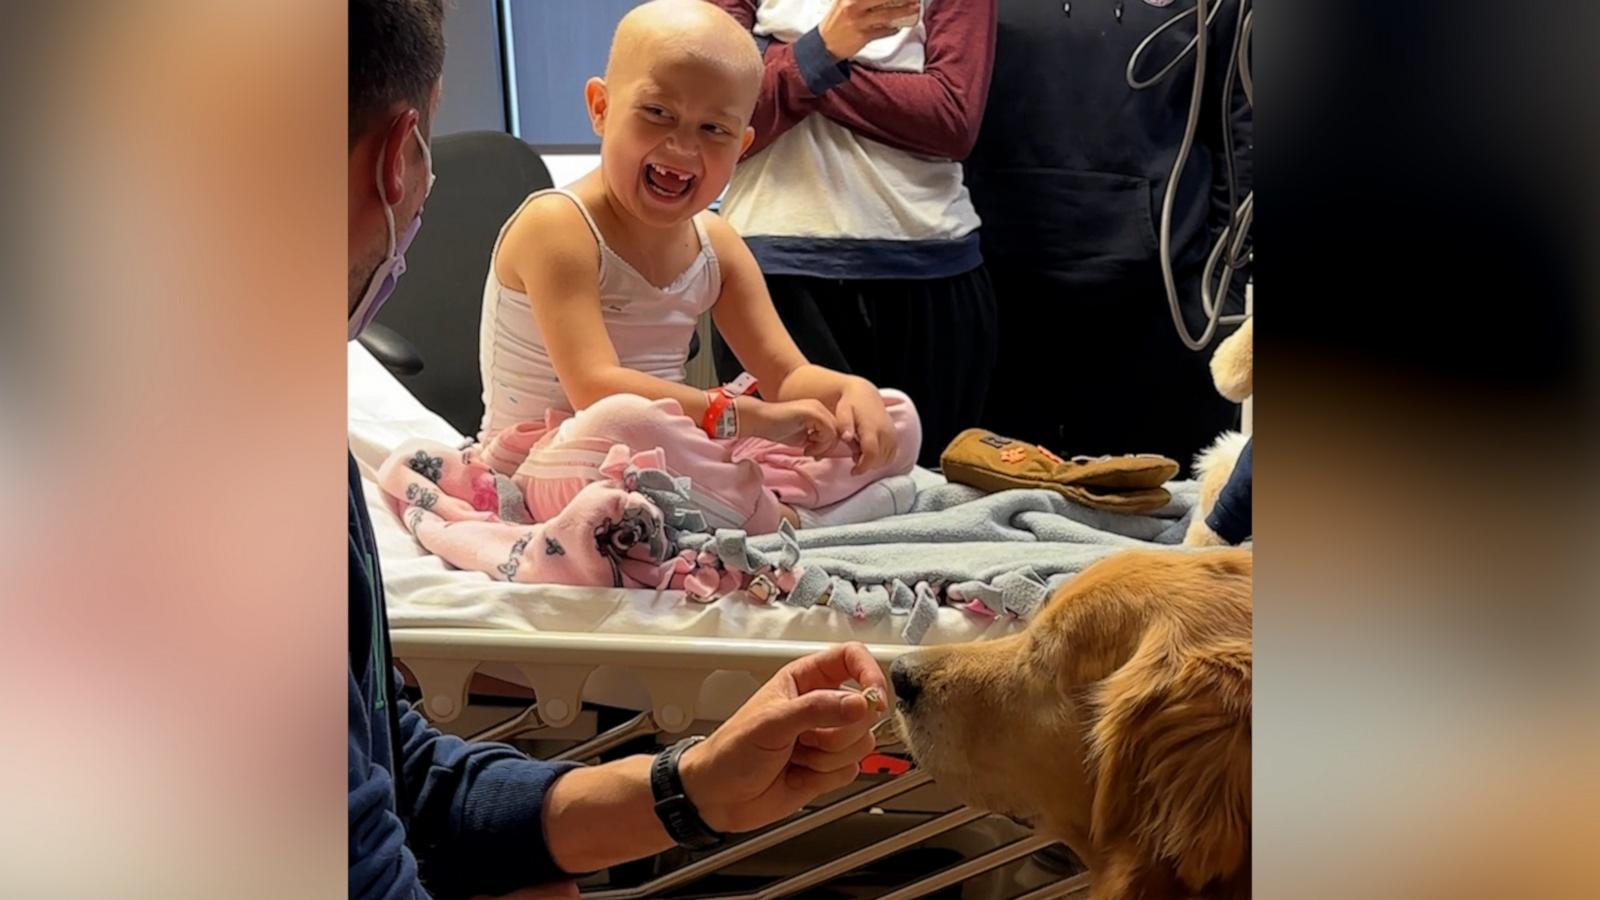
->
[477, 189, 722, 443]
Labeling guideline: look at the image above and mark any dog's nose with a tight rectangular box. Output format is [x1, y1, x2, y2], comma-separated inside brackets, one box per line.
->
[890, 658, 921, 708]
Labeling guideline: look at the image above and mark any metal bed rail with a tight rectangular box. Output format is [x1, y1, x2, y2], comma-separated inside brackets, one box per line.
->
[396, 628, 1087, 898]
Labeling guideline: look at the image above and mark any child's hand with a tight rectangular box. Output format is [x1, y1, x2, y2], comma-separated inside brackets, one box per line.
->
[741, 398, 839, 458]
[834, 381, 898, 477]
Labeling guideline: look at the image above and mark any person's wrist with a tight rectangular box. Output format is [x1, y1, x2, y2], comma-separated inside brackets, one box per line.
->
[675, 736, 732, 833]
[703, 388, 741, 440]
[816, 22, 846, 61]
[838, 376, 874, 407]
[731, 396, 753, 439]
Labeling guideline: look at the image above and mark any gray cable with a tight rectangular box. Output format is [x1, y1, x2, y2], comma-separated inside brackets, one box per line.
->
[1217, 0, 1251, 272]
[1238, 8, 1254, 108]
[1125, 0, 1228, 90]
[1202, 191, 1252, 325]
[1130, 0, 1254, 351]
[1154, 0, 1221, 350]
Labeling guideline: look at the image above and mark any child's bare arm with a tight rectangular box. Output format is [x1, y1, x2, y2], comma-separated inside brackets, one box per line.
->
[497, 197, 713, 418]
[705, 215, 846, 401]
[497, 202, 841, 456]
[707, 217, 899, 473]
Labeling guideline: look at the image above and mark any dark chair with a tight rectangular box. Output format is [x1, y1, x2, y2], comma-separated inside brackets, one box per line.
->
[360, 130, 554, 437]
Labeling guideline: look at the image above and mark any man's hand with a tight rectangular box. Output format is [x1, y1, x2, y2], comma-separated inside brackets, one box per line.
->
[818, 0, 922, 61]
[678, 643, 889, 834]
[739, 397, 839, 458]
[833, 379, 898, 476]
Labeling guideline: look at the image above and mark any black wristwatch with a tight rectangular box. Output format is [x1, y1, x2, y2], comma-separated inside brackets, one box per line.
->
[650, 736, 724, 851]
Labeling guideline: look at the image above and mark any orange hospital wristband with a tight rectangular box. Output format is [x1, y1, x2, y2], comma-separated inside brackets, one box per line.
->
[700, 373, 758, 439]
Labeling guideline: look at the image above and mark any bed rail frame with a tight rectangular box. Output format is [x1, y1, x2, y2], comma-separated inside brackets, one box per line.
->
[394, 628, 1088, 899]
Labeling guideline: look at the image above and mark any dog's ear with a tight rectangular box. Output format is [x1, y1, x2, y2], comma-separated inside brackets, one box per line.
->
[1087, 623, 1252, 895]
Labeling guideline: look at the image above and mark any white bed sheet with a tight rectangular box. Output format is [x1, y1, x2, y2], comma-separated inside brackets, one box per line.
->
[349, 343, 1024, 648]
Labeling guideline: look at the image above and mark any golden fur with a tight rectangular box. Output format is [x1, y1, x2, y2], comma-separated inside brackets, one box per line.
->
[1185, 316, 1252, 545]
[1183, 431, 1248, 546]
[892, 549, 1252, 899]
[1208, 317, 1252, 404]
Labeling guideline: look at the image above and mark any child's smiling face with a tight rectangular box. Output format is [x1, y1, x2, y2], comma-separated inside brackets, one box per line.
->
[586, 0, 762, 229]
[590, 54, 756, 228]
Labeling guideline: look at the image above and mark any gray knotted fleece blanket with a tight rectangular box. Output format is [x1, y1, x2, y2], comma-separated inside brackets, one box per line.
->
[651, 478, 1201, 643]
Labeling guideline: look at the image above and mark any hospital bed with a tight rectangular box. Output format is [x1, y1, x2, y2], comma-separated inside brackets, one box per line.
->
[350, 128, 1084, 897]
[350, 343, 1086, 898]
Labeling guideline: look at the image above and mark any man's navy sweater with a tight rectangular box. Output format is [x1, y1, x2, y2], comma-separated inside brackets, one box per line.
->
[349, 453, 580, 899]
[1204, 437, 1252, 544]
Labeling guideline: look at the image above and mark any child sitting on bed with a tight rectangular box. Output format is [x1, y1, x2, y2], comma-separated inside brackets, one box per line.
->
[477, 0, 921, 535]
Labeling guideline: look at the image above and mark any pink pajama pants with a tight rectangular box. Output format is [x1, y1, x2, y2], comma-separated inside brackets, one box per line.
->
[480, 390, 922, 534]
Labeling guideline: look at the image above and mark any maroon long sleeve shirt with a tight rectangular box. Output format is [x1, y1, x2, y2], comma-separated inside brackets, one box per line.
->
[706, 0, 999, 280]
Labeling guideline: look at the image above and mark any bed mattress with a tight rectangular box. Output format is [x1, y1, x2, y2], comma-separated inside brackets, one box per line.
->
[349, 343, 1025, 649]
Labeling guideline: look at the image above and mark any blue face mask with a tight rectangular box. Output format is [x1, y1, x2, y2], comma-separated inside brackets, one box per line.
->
[349, 125, 435, 341]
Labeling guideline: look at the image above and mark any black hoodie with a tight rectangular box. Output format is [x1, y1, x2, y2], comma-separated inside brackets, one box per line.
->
[966, 0, 1251, 289]
[965, 0, 1252, 470]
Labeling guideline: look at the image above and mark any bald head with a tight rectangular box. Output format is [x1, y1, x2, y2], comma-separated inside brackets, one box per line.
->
[605, 0, 762, 99]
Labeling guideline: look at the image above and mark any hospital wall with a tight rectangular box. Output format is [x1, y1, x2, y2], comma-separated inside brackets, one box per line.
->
[435, 0, 600, 185]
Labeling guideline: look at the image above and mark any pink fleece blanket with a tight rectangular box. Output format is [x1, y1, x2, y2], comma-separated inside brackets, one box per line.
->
[377, 439, 690, 589]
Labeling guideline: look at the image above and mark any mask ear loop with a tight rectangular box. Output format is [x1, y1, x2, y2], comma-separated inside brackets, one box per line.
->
[373, 130, 397, 258]
[413, 124, 436, 197]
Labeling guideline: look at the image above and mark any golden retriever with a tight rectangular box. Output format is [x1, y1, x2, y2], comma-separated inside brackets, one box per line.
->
[890, 548, 1252, 899]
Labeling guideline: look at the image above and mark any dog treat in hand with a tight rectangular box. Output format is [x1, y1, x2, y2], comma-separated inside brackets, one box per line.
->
[848, 684, 886, 712]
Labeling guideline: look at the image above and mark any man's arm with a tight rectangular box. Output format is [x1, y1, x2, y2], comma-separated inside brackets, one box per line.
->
[350, 673, 433, 900]
[349, 680, 577, 900]
[356, 640, 884, 889]
[392, 673, 583, 899]
[543, 643, 888, 873]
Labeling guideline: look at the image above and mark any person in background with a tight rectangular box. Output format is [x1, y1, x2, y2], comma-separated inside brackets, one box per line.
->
[965, 0, 1251, 472]
[705, 0, 1000, 469]
[348, 3, 887, 897]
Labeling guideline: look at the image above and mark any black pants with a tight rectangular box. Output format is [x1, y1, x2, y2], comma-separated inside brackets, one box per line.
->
[978, 266, 1243, 477]
[713, 267, 999, 469]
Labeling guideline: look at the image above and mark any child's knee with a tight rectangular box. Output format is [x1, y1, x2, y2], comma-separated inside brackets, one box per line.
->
[581, 393, 656, 419]
[881, 389, 924, 468]
[481, 420, 546, 476]
[882, 388, 918, 425]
